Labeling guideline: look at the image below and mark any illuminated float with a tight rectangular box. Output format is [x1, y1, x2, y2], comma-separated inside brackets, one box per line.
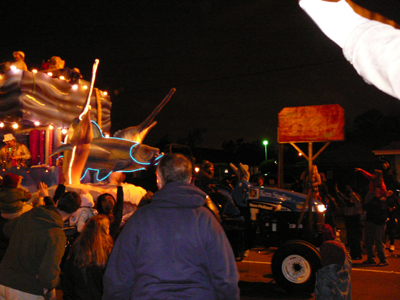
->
[0, 59, 174, 195]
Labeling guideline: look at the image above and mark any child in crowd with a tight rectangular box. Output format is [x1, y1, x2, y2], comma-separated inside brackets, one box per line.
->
[69, 190, 98, 233]
[315, 224, 352, 299]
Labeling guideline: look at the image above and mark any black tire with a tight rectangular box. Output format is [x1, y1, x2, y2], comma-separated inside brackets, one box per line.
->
[271, 239, 321, 294]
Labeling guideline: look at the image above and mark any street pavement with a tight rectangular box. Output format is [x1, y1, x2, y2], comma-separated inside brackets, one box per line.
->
[238, 239, 400, 300]
[56, 240, 400, 300]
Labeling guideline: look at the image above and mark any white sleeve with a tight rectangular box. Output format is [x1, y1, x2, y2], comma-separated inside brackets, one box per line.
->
[343, 21, 400, 100]
[299, 0, 369, 48]
[299, 0, 400, 100]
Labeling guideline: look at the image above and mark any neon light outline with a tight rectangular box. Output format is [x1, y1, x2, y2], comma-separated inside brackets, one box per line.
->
[81, 167, 146, 182]
[76, 120, 161, 181]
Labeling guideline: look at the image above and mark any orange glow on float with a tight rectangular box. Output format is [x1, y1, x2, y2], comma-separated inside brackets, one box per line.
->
[34, 121, 40, 126]
[49, 125, 54, 130]
[10, 65, 17, 71]
[47, 72, 53, 76]
[79, 59, 99, 121]
[12, 123, 18, 129]
[32, 69, 38, 74]
[103, 91, 108, 96]
[72, 84, 78, 90]
[68, 146, 77, 184]
[61, 128, 68, 135]
[0, 123, 4, 128]
[59, 76, 65, 80]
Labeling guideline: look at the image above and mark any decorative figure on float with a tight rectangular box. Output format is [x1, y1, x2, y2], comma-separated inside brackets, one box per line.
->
[50, 59, 176, 185]
[83, 87, 175, 181]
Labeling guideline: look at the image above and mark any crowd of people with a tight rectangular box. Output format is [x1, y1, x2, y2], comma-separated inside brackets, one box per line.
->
[0, 148, 398, 299]
[0, 0, 398, 298]
[0, 153, 240, 300]
[299, 163, 399, 263]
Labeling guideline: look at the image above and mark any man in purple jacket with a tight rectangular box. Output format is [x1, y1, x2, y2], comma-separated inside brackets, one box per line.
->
[102, 153, 240, 300]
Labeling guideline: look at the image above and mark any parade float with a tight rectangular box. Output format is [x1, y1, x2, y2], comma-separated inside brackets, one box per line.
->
[0, 60, 173, 195]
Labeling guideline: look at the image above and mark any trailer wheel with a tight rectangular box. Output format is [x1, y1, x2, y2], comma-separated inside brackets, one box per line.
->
[271, 240, 321, 294]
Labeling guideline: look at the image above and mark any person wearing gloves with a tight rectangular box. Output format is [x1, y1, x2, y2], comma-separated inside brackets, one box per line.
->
[298, 0, 400, 100]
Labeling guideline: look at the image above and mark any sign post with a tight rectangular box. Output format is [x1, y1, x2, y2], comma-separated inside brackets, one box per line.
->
[278, 104, 345, 236]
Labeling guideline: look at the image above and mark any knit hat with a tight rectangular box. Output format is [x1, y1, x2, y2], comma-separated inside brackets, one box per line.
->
[322, 224, 336, 241]
[320, 240, 347, 267]
[3, 173, 20, 187]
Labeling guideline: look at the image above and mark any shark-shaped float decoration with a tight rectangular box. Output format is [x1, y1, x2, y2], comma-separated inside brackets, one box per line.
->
[80, 121, 161, 181]
[50, 60, 176, 184]
[81, 88, 176, 181]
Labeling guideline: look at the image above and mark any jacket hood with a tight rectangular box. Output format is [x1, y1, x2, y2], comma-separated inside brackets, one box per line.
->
[152, 182, 207, 208]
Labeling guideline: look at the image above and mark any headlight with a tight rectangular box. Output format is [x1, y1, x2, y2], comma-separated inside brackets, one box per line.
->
[317, 204, 326, 213]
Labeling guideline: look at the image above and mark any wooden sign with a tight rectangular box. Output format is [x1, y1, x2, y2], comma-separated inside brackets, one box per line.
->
[278, 104, 344, 143]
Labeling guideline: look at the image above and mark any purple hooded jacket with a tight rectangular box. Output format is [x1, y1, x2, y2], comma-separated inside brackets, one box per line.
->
[102, 182, 240, 300]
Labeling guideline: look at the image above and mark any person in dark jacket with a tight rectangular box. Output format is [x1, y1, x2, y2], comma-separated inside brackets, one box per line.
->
[96, 186, 123, 241]
[62, 214, 113, 300]
[362, 187, 389, 265]
[195, 160, 230, 214]
[102, 153, 240, 300]
[0, 190, 81, 300]
[385, 190, 398, 252]
[336, 185, 363, 260]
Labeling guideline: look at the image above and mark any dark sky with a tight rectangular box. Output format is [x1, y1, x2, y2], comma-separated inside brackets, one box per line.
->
[2, 0, 400, 149]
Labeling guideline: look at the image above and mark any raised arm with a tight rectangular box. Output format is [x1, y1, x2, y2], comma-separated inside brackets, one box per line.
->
[299, 0, 400, 100]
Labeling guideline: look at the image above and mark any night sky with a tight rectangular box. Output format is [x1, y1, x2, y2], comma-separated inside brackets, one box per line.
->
[2, 0, 400, 149]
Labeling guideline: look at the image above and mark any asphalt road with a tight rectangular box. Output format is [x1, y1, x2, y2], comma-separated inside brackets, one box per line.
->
[238, 240, 400, 300]
[56, 239, 400, 300]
